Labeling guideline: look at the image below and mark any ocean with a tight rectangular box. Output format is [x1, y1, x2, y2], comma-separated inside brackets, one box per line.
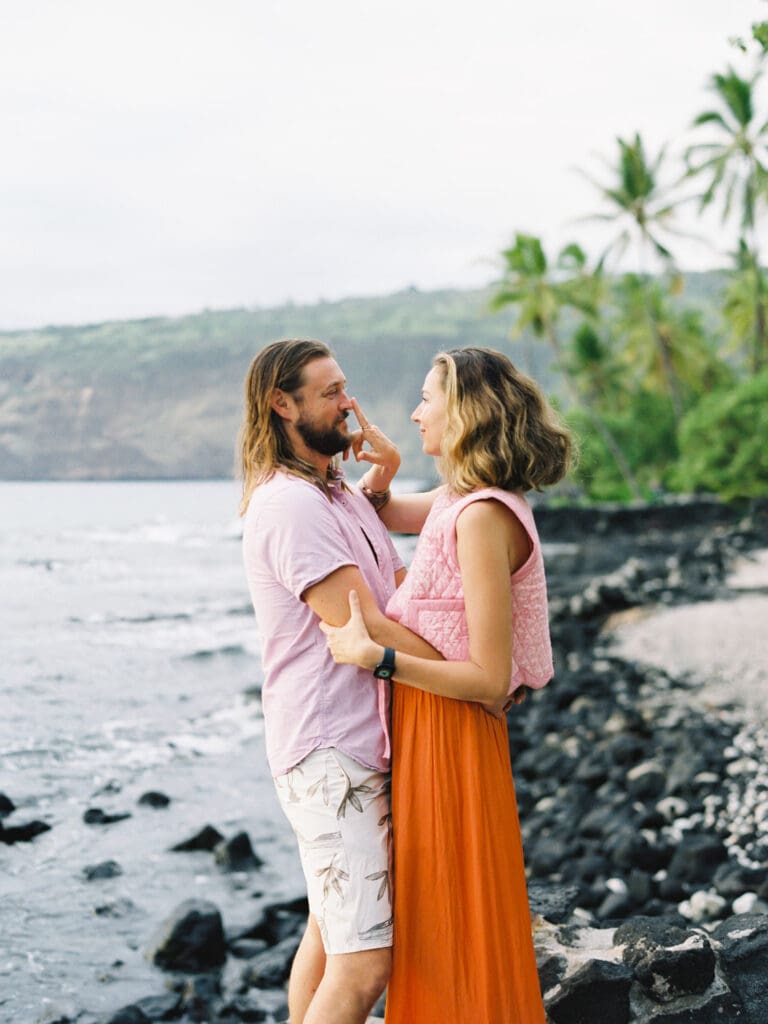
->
[1, 479, 420, 1023]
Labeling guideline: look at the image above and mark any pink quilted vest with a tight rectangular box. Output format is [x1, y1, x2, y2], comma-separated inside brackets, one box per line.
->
[386, 487, 554, 691]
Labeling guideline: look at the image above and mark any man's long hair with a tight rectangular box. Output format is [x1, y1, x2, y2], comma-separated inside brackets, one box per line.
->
[238, 338, 336, 515]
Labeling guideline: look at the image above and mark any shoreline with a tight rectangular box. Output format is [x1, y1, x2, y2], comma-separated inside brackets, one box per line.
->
[606, 549, 768, 716]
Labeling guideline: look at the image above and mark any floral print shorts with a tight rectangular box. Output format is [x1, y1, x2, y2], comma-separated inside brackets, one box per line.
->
[274, 747, 393, 954]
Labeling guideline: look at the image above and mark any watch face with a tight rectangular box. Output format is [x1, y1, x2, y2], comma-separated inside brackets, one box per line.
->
[373, 666, 393, 680]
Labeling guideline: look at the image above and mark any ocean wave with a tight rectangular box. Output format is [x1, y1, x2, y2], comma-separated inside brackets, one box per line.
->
[181, 643, 250, 660]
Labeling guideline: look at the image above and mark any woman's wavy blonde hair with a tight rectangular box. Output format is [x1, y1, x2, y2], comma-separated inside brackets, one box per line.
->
[238, 338, 339, 515]
[433, 347, 573, 494]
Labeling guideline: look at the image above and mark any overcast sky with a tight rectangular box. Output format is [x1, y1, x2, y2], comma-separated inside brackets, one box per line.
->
[1, 1, 766, 330]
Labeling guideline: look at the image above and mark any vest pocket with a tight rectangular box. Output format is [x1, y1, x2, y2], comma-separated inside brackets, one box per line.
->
[410, 598, 468, 658]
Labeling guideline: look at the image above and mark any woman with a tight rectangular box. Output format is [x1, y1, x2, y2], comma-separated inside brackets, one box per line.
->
[321, 347, 572, 1023]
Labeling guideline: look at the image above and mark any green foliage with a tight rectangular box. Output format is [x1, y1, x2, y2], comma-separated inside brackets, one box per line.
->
[722, 239, 768, 370]
[580, 132, 684, 270]
[685, 66, 768, 232]
[608, 275, 733, 405]
[672, 371, 768, 498]
[567, 392, 678, 502]
[490, 234, 598, 340]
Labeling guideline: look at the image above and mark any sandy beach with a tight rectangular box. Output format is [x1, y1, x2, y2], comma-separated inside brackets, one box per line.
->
[607, 549, 768, 714]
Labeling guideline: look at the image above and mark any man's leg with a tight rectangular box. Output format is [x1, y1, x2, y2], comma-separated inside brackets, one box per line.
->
[288, 914, 326, 1024]
[275, 750, 392, 1024]
[303, 946, 391, 1024]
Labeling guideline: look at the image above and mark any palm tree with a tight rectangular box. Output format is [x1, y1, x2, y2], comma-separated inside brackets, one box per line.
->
[491, 233, 642, 498]
[685, 65, 768, 371]
[579, 133, 689, 419]
[722, 239, 768, 366]
[611, 274, 729, 400]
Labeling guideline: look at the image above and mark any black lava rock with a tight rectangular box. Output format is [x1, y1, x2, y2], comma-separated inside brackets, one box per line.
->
[170, 824, 225, 852]
[241, 934, 302, 989]
[214, 831, 264, 872]
[537, 953, 568, 995]
[233, 896, 309, 948]
[647, 992, 747, 1023]
[666, 834, 728, 885]
[83, 859, 123, 881]
[711, 914, 768, 1024]
[133, 992, 182, 1020]
[138, 791, 171, 808]
[528, 883, 580, 924]
[545, 959, 634, 1024]
[149, 899, 227, 972]
[713, 861, 768, 899]
[83, 807, 131, 825]
[106, 1009, 150, 1024]
[0, 819, 51, 844]
[0, 792, 15, 818]
[219, 995, 270, 1021]
[634, 938, 716, 1003]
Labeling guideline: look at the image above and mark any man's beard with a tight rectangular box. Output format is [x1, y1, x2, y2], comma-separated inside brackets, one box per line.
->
[296, 414, 351, 457]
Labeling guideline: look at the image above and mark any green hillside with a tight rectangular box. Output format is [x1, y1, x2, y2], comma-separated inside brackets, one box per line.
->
[0, 277, 726, 481]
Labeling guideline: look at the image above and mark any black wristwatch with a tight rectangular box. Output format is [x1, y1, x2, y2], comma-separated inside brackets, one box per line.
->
[373, 647, 396, 680]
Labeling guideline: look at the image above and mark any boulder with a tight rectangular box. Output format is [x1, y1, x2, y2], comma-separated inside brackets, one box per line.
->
[138, 791, 171, 808]
[647, 992, 746, 1023]
[713, 861, 768, 899]
[0, 819, 51, 844]
[240, 934, 302, 989]
[633, 935, 716, 1003]
[232, 896, 308, 947]
[106, 1009, 150, 1024]
[666, 835, 727, 884]
[711, 914, 768, 1024]
[545, 959, 633, 1024]
[83, 859, 123, 881]
[626, 761, 666, 800]
[214, 831, 264, 872]
[527, 883, 580, 924]
[148, 899, 227, 972]
[83, 807, 131, 825]
[170, 824, 224, 852]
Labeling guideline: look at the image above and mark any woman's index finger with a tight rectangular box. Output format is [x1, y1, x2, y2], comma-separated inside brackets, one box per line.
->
[350, 397, 369, 430]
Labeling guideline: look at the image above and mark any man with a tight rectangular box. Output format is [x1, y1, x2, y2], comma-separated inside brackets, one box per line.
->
[240, 339, 439, 1024]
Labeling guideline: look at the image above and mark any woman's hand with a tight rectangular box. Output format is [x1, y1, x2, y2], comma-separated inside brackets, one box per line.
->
[319, 590, 383, 670]
[345, 399, 401, 487]
[483, 686, 527, 719]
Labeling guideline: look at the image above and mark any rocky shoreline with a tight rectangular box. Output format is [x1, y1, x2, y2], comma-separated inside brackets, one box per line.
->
[2, 497, 767, 1023]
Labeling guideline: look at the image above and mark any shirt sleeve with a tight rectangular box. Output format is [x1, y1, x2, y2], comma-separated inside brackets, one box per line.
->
[384, 529, 405, 574]
[250, 485, 356, 600]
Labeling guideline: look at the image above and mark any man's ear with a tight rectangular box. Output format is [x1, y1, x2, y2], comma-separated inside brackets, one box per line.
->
[271, 388, 292, 420]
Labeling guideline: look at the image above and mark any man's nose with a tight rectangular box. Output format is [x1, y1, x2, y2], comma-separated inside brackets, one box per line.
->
[339, 391, 354, 410]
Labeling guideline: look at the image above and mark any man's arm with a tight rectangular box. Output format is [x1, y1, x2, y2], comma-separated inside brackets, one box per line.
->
[304, 565, 443, 660]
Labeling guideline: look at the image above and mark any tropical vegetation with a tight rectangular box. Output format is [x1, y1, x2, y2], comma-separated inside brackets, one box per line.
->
[492, 15, 768, 501]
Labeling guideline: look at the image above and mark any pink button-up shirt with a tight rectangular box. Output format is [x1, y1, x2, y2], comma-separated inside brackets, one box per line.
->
[243, 471, 403, 776]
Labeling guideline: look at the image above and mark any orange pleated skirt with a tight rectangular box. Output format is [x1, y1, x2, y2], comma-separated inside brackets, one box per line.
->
[384, 682, 546, 1024]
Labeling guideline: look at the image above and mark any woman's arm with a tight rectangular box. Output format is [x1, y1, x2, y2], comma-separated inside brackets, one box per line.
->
[320, 500, 530, 711]
[377, 487, 442, 534]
